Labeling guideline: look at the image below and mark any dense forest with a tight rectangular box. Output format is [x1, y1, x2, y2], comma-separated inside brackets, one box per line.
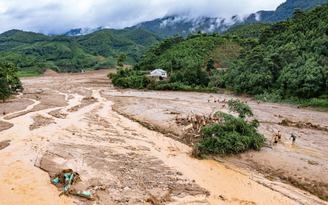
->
[224, 23, 271, 39]
[0, 28, 162, 75]
[110, 3, 328, 107]
[224, 4, 328, 103]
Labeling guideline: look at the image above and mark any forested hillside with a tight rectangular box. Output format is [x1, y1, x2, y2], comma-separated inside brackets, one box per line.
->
[245, 0, 328, 23]
[0, 28, 162, 75]
[109, 32, 244, 91]
[110, 3, 328, 106]
[223, 23, 271, 39]
[224, 3, 328, 101]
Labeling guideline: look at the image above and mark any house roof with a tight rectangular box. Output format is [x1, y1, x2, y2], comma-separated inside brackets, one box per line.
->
[151, 69, 166, 73]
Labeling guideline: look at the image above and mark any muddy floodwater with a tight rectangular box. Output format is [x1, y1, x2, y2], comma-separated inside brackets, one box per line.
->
[0, 69, 327, 205]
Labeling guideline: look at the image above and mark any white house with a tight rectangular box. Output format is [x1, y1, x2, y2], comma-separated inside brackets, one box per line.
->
[149, 69, 167, 78]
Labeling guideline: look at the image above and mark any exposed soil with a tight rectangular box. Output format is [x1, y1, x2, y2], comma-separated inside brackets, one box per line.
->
[0, 121, 13, 132]
[29, 114, 56, 131]
[67, 97, 98, 112]
[103, 90, 328, 203]
[0, 140, 11, 150]
[0, 69, 327, 205]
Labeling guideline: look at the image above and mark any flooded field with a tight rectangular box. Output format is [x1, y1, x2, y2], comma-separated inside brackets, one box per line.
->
[0, 69, 327, 205]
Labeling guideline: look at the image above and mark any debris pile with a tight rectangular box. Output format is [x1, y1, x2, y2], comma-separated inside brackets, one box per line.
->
[279, 118, 328, 132]
[51, 169, 95, 201]
[175, 113, 224, 135]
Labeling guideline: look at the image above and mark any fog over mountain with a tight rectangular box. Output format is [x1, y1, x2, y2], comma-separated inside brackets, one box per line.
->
[0, 0, 285, 34]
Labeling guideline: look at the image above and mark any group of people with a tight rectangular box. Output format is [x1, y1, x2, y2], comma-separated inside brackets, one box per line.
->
[207, 96, 226, 103]
[274, 130, 298, 145]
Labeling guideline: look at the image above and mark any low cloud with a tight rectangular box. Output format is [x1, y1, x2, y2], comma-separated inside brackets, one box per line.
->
[0, 0, 285, 34]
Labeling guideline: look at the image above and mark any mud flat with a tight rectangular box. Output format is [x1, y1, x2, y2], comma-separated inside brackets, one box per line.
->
[0, 70, 327, 205]
[103, 89, 328, 202]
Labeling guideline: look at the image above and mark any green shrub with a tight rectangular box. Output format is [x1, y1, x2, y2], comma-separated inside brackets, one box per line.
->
[227, 99, 253, 118]
[193, 111, 264, 158]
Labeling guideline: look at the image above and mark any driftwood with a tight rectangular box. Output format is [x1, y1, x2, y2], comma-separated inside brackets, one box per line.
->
[175, 113, 224, 137]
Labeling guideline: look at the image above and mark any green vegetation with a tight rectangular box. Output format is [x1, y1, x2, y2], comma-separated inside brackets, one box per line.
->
[135, 33, 224, 71]
[193, 99, 264, 157]
[223, 4, 328, 102]
[109, 3, 328, 108]
[116, 53, 127, 67]
[0, 78, 11, 102]
[224, 23, 271, 39]
[1, 1, 327, 108]
[0, 28, 162, 75]
[110, 33, 241, 92]
[0, 62, 23, 102]
[227, 99, 254, 119]
[108, 69, 150, 89]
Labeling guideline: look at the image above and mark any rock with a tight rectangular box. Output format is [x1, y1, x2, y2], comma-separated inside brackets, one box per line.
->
[308, 160, 319, 165]
[176, 171, 183, 176]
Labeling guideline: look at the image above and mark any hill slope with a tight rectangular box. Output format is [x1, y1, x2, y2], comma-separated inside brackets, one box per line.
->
[0, 29, 162, 74]
[224, 3, 328, 100]
[111, 2, 328, 105]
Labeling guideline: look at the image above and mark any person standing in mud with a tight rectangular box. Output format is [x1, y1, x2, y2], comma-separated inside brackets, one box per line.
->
[290, 133, 297, 144]
[273, 135, 279, 145]
[276, 130, 282, 140]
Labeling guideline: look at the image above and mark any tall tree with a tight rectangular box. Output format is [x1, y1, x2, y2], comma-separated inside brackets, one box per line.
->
[0, 63, 23, 102]
[117, 53, 127, 67]
[0, 78, 11, 102]
[206, 58, 215, 72]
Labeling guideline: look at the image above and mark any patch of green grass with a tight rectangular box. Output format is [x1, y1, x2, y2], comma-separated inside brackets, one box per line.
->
[18, 71, 41, 77]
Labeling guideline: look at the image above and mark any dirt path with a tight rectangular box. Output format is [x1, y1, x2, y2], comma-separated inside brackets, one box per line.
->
[0, 70, 327, 205]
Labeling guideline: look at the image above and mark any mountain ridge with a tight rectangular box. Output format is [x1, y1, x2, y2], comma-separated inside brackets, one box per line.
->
[61, 0, 328, 37]
[132, 0, 328, 37]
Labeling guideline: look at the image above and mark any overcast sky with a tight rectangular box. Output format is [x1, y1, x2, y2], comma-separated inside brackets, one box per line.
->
[0, 0, 286, 34]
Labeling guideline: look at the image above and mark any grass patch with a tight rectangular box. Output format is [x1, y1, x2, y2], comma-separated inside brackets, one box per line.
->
[18, 71, 41, 77]
[254, 92, 328, 110]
